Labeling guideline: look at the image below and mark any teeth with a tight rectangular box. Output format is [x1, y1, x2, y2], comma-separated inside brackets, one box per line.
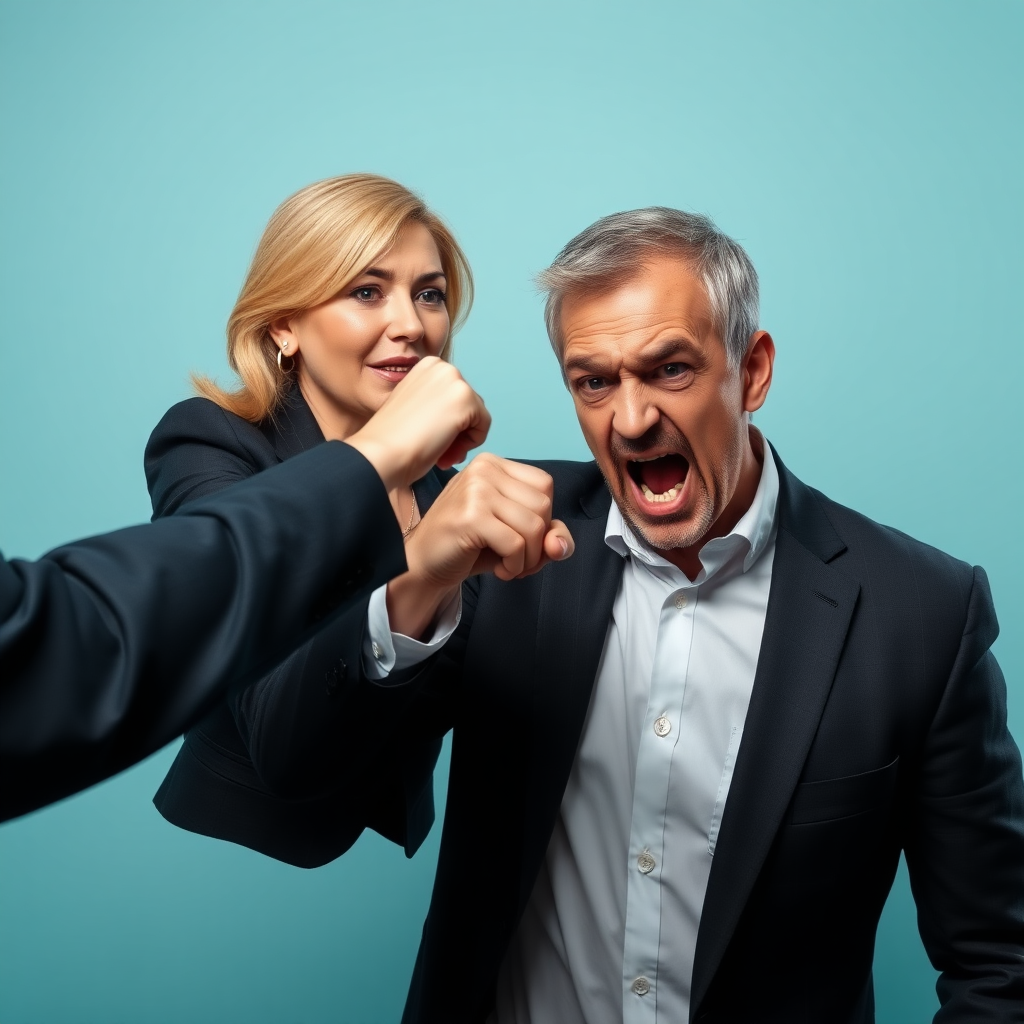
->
[640, 482, 684, 503]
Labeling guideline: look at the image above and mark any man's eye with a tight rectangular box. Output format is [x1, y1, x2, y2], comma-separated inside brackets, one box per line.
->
[418, 288, 447, 305]
[663, 363, 685, 377]
[583, 377, 607, 391]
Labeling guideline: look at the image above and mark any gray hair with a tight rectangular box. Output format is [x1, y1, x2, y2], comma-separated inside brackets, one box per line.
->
[537, 207, 759, 369]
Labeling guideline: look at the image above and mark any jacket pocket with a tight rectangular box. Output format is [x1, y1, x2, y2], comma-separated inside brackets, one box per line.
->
[787, 755, 899, 825]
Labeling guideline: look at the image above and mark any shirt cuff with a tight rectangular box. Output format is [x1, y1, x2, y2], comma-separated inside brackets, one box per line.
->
[362, 582, 462, 681]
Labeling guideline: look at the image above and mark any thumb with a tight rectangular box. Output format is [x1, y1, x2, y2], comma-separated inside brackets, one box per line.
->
[543, 520, 575, 562]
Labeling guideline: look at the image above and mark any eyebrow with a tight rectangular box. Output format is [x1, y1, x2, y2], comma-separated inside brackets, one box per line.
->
[563, 353, 610, 375]
[643, 337, 703, 363]
[563, 337, 703, 376]
[359, 268, 447, 287]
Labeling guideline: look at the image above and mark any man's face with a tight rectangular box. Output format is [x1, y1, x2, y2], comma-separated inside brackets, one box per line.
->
[561, 255, 769, 554]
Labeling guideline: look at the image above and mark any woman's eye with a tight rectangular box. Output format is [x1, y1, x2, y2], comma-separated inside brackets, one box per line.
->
[418, 288, 447, 305]
[352, 286, 380, 302]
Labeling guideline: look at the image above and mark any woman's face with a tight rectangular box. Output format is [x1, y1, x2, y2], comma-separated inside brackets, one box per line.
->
[270, 221, 451, 441]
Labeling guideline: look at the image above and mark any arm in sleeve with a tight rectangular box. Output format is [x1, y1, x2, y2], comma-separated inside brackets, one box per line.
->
[0, 440, 406, 821]
[233, 582, 461, 795]
[234, 575, 479, 855]
[902, 566, 1024, 1022]
[362, 583, 462, 679]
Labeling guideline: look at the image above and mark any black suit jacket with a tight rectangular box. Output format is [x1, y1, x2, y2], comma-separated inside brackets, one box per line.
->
[0, 436, 405, 822]
[158, 451, 1024, 1023]
[147, 386, 452, 864]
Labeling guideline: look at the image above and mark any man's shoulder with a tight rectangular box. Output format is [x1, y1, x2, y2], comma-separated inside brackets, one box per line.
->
[794, 476, 977, 600]
[514, 458, 608, 519]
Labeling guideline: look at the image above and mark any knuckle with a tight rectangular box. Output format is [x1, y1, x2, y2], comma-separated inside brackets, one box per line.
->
[533, 515, 548, 540]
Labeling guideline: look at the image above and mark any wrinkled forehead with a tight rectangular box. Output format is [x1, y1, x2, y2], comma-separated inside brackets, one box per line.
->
[560, 259, 720, 363]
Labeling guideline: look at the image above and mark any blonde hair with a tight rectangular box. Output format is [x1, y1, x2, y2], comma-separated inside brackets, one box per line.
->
[194, 174, 473, 422]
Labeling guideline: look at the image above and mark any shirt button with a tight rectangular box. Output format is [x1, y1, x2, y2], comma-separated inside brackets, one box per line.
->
[637, 849, 656, 874]
[371, 641, 383, 660]
[632, 977, 651, 996]
[674, 593, 688, 609]
[654, 715, 672, 737]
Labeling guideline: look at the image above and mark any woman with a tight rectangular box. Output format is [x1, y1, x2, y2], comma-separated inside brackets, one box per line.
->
[147, 174, 482, 863]
[148, 174, 569, 865]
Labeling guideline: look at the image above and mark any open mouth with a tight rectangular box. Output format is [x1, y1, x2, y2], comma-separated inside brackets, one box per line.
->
[368, 356, 419, 383]
[626, 453, 690, 506]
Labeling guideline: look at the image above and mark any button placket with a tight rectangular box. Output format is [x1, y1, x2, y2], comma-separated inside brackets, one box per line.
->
[622, 579, 697, 1024]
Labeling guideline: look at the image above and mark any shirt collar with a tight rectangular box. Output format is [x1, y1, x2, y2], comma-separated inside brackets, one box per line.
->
[604, 428, 780, 584]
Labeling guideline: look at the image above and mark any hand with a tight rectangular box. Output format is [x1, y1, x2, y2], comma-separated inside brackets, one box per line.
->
[386, 454, 575, 638]
[345, 357, 490, 491]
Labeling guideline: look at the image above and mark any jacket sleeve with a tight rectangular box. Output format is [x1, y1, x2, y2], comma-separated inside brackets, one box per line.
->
[902, 566, 1024, 1022]
[230, 569, 479, 857]
[0, 440, 406, 822]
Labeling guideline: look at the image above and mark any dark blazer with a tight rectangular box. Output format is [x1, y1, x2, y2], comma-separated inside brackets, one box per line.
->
[156, 449, 1024, 1023]
[147, 386, 452, 863]
[0, 437, 405, 822]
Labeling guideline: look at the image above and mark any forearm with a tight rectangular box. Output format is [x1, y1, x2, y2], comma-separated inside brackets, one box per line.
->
[0, 442, 405, 820]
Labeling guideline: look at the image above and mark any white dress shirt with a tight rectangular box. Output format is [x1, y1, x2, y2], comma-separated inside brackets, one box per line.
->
[367, 438, 779, 1024]
[489, 442, 778, 1024]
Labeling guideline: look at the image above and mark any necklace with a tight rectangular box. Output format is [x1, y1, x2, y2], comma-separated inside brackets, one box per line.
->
[403, 488, 419, 538]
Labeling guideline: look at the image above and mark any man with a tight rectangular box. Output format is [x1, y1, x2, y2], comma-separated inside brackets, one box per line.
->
[0, 358, 500, 822]
[190, 210, 1024, 1022]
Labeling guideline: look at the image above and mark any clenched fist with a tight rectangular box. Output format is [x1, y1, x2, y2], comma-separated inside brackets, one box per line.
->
[345, 357, 490, 491]
[386, 453, 575, 638]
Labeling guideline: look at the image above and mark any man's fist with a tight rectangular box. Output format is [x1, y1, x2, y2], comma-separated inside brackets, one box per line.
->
[386, 454, 575, 639]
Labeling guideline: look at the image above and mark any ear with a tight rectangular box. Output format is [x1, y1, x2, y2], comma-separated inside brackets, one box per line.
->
[742, 330, 775, 414]
[268, 316, 301, 354]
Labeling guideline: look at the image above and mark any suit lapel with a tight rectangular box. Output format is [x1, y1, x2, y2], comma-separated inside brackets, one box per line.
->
[690, 462, 861, 1016]
[517, 488, 625, 909]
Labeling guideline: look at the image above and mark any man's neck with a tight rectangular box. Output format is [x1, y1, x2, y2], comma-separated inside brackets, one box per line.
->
[658, 429, 765, 581]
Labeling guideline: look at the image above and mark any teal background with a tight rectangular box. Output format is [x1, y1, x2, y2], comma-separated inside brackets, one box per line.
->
[1, 1, 1021, 1020]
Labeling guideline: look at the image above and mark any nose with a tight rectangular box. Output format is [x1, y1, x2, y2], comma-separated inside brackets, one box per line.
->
[611, 380, 661, 439]
[385, 292, 426, 346]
